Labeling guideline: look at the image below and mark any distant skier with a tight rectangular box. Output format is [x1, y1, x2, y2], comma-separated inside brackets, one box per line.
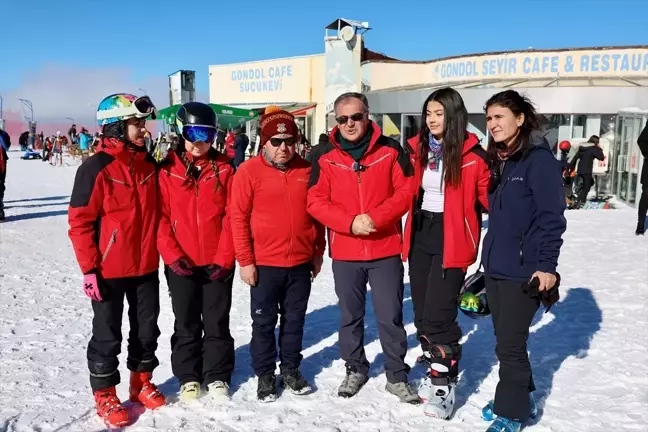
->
[569, 135, 604, 207]
[68, 93, 165, 428]
[636, 124, 648, 235]
[0, 125, 11, 221]
[157, 102, 237, 403]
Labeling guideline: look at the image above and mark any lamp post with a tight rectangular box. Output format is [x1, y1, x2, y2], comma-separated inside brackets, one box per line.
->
[18, 98, 35, 149]
[0, 94, 3, 119]
[138, 88, 146, 95]
[65, 117, 75, 124]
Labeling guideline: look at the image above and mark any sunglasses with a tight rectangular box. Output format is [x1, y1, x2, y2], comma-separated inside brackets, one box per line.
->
[335, 112, 365, 125]
[182, 125, 217, 144]
[269, 137, 297, 147]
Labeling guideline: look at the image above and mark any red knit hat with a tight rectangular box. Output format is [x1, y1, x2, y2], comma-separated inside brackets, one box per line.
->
[260, 105, 298, 144]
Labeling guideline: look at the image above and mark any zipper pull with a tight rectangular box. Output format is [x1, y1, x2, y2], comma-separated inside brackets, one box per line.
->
[357, 172, 361, 183]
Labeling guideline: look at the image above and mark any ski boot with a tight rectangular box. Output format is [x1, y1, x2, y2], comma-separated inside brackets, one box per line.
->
[482, 392, 537, 422]
[129, 371, 166, 409]
[207, 381, 230, 401]
[486, 417, 522, 432]
[179, 381, 201, 403]
[636, 220, 646, 236]
[93, 387, 129, 428]
[417, 338, 461, 420]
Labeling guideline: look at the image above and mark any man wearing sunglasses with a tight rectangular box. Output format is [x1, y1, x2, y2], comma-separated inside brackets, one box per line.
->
[307, 92, 418, 403]
[230, 105, 326, 402]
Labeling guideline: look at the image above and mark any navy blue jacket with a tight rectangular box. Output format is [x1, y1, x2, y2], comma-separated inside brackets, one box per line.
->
[233, 133, 249, 167]
[482, 135, 567, 281]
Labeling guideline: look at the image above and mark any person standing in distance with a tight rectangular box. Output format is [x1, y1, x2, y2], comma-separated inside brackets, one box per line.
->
[402, 88, 490, 419]
[0, 125, 11, 221]
[68, 94, 165, 428]
[636, 124, 648, 235]
[307, 92, 419, 404]
[230, 105, 325, 402]
[481, 90, 566, 432]
[157, 102, 236, 403]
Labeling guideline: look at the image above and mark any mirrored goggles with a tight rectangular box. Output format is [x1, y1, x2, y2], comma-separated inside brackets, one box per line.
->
[182, 125, 217, 144]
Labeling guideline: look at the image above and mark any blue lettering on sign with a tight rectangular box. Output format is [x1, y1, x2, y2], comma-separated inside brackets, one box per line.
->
[231, 63, 293, 93]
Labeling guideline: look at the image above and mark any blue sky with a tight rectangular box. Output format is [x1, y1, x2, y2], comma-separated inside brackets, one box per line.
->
[1, 0, 647, 122]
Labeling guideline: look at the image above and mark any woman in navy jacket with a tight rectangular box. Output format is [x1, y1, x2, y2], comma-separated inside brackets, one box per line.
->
[481, 90, 566, 432]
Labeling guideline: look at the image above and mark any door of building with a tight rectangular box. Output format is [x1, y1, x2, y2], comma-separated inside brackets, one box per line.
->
[613, 112, 647, 206]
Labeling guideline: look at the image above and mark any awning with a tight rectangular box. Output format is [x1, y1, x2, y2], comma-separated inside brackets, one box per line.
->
[290, 104, 317, 117]
[151, 103, 258, 129]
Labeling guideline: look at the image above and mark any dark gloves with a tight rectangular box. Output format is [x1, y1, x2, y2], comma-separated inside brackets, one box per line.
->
[83, 269, 109, 302]
[170, 258, 193, 276]
[205, 264, 234, 282]
[523, 273, 561, 313]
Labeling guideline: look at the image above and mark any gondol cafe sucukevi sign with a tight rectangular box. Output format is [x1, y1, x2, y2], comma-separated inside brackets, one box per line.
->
[430, 48, 648, 83]
[231, 64, 294, 93]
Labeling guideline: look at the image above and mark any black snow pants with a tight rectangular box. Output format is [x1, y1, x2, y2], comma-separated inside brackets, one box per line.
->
[486, 274, 540, 422]
[87, 271, 161, 391]
[408, 211, 465, 349]
[332, 256, 409, 384]
[167, 266, 235, 386]
[0, 168, 6, 208]
[250, 262, 312, 377]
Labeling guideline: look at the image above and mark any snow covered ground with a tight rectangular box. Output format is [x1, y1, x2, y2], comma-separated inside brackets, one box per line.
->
[1, 153, 647, 432]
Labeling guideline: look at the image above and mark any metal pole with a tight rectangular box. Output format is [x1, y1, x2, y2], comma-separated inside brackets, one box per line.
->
[138, 88, 146, 95]
[0, 94, 3, 119]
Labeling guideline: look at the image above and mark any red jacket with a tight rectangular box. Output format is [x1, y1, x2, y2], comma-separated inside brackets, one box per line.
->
[225, 132, 235, 159]
[230, 154, 325, 268]
[157, 150, 236, 269]
[402, 133, 490, 269]
[307, 123, 414, 261]
[68, 138, 159, 279]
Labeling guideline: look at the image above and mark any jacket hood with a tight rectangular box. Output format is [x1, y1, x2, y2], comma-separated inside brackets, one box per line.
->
[528, 131, 553, 154]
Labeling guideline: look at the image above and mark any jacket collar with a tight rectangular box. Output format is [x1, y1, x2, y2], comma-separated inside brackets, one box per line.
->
[329, 121, 383, 156]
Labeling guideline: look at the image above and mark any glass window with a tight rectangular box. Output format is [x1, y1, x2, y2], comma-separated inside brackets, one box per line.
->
[539, 114, 570, 153]
[403, 115, 421, 143]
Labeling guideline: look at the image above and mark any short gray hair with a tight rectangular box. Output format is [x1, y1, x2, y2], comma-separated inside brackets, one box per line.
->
[334, 92, 369, 113]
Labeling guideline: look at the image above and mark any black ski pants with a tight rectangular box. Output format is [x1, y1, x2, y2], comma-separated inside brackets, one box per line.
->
[577, 174, 594, 203]
[408, 211, 465, 351]
[0, 168, 5, 207]
[250, 262, 312, 377]
[87, 272, 161, 391]
[167, 266, 234, 386]
[638, 183, 648, 230]
[333, 256, 409, 384]
[486, 274, 540, 422]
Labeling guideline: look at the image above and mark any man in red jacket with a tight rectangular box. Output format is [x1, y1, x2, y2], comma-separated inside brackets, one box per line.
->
[68, 93, 165, 427]
[307, 92, 419, 403]
[230, 105, 326, 403]
[0, 125, 11, 221]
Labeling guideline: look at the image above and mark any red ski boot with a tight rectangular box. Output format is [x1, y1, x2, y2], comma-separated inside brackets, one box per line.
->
[129, 371, 166, 409]
[94, 387, 129, 427]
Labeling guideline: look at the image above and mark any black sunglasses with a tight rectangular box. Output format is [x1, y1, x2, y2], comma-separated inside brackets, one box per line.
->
[335, 112, 365, 125]
[269, 137, 297, 147]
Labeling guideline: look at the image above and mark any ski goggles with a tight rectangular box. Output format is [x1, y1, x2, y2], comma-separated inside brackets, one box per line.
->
[182, 125, 217, 144]
[132, 96, 157, 117]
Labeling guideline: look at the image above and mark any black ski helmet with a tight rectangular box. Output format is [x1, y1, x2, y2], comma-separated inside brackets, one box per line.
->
[457, 270, 491, 319]
[174, 102, 217, 133]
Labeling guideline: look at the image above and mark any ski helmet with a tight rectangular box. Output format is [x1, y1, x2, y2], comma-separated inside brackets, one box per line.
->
[558, 140, 571, 152]
[458, 271, 490, 319]
[96, 93, 157, 127]
[174, 102, 218, 144]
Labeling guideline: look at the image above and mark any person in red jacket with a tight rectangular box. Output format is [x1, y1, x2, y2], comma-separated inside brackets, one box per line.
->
[307, 92, 419, 403]
[402, 88, 489, 419]
[157, 102, 236, 403]
[68, 93, 165, 428]
[230, 105, 325, 403]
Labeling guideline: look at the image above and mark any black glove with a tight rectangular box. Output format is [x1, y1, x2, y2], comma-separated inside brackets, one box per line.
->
[523, 273, 561, 313]
[205, 264, 234, 283]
